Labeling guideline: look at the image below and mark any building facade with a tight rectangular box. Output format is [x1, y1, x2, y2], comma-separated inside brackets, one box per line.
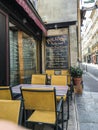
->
[81, 2, 98, 64]
[0, 0, 47, 86]
[37, 0, 79, 73]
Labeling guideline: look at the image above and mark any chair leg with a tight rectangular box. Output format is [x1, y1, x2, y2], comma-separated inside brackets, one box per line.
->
[24, 110, 27, 127]
[67, 93, 69, 120]
[62, 100, 64, 130]
[55, 124, 58, 130]
[66, 120, 68, 130]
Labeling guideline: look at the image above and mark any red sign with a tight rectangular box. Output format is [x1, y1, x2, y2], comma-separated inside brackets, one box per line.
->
[16, 0, 47, 36]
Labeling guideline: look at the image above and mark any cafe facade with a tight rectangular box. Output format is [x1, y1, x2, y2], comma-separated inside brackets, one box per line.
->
[0, 0, 47, 86]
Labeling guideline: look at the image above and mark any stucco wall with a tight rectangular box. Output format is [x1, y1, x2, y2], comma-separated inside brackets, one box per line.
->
[69, 25, 78, 66]
[38, 0, 77, 23]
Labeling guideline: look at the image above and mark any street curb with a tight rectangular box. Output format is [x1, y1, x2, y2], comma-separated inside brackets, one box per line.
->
[74, 94, 80, 130]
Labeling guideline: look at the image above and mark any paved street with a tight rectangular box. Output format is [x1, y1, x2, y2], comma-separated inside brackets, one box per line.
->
[83, 72, 98, 92]
[75, 72, 98, 130]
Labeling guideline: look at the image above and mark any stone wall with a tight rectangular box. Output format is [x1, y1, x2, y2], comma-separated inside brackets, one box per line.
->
[69, 25, 78, 67]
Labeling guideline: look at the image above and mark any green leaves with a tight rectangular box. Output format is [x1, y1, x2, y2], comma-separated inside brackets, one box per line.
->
[70, 66, 83, 78]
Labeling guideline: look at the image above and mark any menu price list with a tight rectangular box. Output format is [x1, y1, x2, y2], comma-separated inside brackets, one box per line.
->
[46, 35, 69, 69]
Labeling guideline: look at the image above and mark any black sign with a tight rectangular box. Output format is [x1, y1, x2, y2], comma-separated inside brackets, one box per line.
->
[46, 35, 69, 69]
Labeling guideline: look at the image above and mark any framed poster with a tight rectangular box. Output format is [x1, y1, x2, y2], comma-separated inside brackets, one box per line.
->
[46, 34, 69, 69]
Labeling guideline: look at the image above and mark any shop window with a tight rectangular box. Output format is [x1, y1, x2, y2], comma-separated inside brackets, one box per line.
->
[9, 30, 20, 86]
[22, 34, 36, 83]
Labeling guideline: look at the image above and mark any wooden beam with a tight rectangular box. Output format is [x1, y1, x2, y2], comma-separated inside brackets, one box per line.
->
[18, 31, 24, 83]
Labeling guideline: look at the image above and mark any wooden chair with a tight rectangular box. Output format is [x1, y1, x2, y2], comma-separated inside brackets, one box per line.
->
[0, 86, 13, 100]
[21, 87, 63, 130]
[0, 100, 23, 125]
[31, 74, 46, 85]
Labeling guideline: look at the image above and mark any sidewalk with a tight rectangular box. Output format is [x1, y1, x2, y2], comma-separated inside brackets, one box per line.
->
[75, 91, 98, 130]
[67, 94, 79, 130]
[74, 72, 98, 130]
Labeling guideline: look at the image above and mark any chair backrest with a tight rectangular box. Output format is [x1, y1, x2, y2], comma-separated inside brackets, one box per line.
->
[67, 74, 71, 85]
[61, 70, 69, 75]
[0, 100, 22, 124]
[31, 74, 46, 85]
[61, 70, 71, 85]
[21, 87, 56, 112]
[0, 86, 12, 100]
[51, 75, 67, 86]
[45, 70, 54, 76]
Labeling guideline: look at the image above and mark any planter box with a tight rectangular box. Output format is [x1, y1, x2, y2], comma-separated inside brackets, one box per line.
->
[74, 85, 83, 94]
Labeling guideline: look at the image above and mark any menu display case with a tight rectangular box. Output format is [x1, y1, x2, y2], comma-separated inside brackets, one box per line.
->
[46, 35, 69, 69]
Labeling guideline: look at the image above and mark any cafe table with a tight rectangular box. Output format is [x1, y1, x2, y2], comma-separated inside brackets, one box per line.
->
[11, 84, 69, 128]
[12, 84, 69, 116]
[11, 84, 68, 98]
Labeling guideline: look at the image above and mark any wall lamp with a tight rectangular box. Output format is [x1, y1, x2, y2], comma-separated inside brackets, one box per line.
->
[54, 24, 58, 29]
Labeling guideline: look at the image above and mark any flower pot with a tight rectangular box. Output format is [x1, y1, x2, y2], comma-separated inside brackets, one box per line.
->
[73, 77, 83, 94]
[74, 85, 83, 94]
[73, 77, 82, 86]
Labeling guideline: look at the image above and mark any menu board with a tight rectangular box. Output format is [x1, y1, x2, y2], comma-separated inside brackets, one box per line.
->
[46, 35, 69, 69]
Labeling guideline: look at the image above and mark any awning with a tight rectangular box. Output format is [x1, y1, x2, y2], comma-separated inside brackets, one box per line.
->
[15, 0, 47, 36]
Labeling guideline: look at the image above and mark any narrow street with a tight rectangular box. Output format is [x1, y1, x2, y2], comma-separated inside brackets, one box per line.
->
[83, 72, 98, 92]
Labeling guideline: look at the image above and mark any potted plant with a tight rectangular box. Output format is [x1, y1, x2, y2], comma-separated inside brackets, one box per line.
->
[70, 66, 83, 94]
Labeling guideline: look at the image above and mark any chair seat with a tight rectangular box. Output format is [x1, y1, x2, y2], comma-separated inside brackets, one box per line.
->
[28, 110, 56, 124]
[56, 95, 66, 101]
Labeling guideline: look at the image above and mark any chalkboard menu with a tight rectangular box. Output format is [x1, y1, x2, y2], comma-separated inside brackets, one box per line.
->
[46, 35, 69, 69]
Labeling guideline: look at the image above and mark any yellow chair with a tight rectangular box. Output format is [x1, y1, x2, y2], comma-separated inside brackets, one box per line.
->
[21, 87, 63, 130]
[67, 74, 74, 100]
[0, 86, 13, 100]
[51, 75, 69, 122]
[61, 71, 73, 100]
[61, 70, 69, 75]
[31, 74, 46, 85]
[45, 70, 54, 77]
[51, 75, 67, 101]
[0, 100, 23, 124]
[51, 75, 67, 86]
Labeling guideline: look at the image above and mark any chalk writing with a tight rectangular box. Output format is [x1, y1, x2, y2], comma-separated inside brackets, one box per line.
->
[46, 35, 69, 69]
